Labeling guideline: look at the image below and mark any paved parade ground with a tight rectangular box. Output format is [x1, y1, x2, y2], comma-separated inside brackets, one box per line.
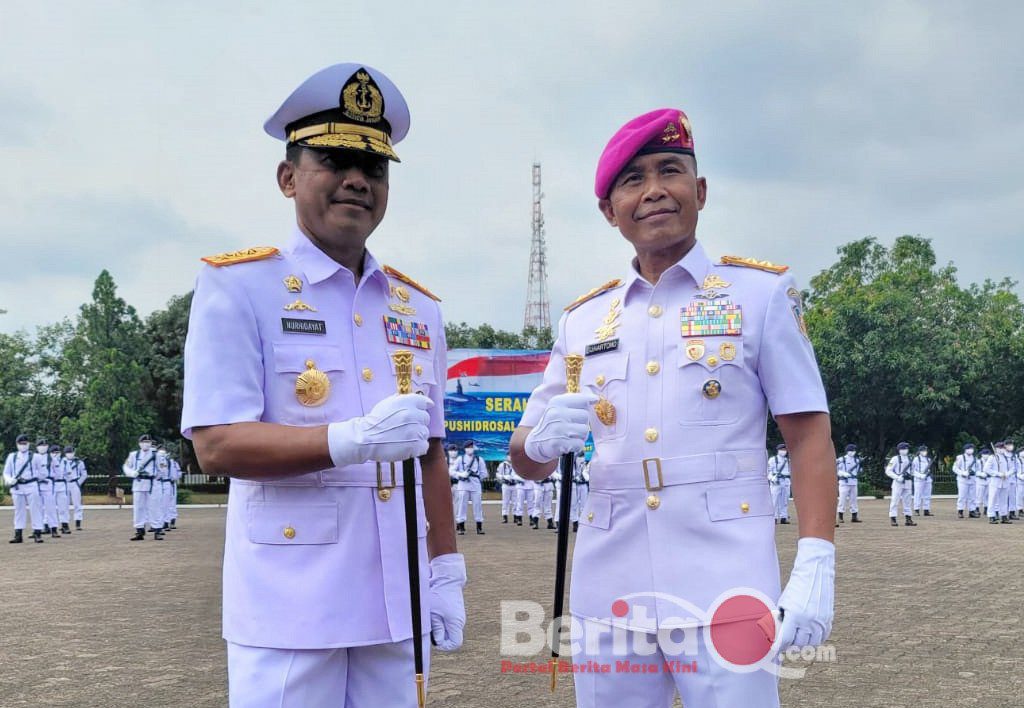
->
[2, 498, 1022, 707]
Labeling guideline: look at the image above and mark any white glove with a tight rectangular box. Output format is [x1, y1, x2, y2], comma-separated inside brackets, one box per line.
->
[327, 394, 432, 467]
[523, 392, 598, 464]
[776, 537, 835, 650]
[429, 553, 467, 651]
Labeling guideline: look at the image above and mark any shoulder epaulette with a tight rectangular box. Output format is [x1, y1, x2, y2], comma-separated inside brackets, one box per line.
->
[719, 255, 788, 274]
[383, 265, 441, 302]
[564, 279, 624, 312]
[201, 246, 279, 267]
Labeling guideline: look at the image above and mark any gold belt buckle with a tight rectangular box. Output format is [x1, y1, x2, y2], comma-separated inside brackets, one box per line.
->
[376, 461, 397, 501]
[642, 458, 664, 491]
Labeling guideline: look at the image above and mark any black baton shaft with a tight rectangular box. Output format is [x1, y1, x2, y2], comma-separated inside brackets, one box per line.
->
[550, 450, 576, 685]
[402, 458, 426, 705]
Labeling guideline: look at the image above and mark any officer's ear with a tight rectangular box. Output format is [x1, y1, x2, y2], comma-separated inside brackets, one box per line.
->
[598, 198, 618, 228]
[277, 160, 297, 198]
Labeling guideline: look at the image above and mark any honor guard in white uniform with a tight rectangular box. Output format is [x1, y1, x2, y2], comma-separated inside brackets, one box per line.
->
[767, 443, 791, 524]
[63, 445, 88, 529]
[49, 444, 72, 535]
[4, 434, 45, 543]
[835, 444, 861, 523]
[166, 452, 182, 529]
[36, 438, 60, 538]
[453, 440, 487, 535]
[181, 63, 465, 707]
[911, 445, 933, 516]
[508, 467, 526, 525]
[123, 434, 165, 540]
[953, 444, 979, 518]
[537, 470, 560, 530]
[1004, 439, 1019, 520]
[1017, 449, 1024, 515]
[974, 447, 991, 516]
[885, 442, 917, 526]
[511, 108, 836, 708]
[570, 457, 590, 532]
[446, 444, 459, 513]
[496, 455, 515, 523]
[985, 441, 1013, 524]
[517, 475, 539, 528]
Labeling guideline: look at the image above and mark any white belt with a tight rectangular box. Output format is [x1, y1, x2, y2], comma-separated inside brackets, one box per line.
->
[590, 450, 766, 491]
[239, 461, 423, 489]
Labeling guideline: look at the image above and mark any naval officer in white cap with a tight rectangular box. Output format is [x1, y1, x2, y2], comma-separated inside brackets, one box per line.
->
[182, 62, 466, 707]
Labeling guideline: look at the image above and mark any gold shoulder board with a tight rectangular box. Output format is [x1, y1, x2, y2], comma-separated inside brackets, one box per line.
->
[201, 246, 280, 267]
[719, 255, 789, 274]
[383, 265, 442, 302]
[564, 279, 624, 312]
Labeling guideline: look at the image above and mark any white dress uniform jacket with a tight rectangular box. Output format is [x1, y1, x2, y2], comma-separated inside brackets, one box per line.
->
[181, 227, 446, 649]
[521, 242, 828, 630]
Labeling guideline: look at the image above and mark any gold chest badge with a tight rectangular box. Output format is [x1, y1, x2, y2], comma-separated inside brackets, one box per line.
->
[594, 298, 622, 342]
[685, 339, 706, 361]
[295, 360, 330, 406]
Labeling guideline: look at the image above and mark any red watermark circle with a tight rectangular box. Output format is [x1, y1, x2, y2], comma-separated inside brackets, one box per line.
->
[707, 594, 776, 666]
[611, 599, 629, 617]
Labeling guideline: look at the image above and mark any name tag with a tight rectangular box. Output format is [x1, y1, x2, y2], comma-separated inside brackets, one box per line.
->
[585, 339, 619, 357]
[281, 318, 326, 335]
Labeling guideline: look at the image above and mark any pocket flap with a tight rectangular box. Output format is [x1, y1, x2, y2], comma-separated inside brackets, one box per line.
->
[706, 482, 772, 521]
[583, 352, 629, 389]
[580, 491, 611, 530]
[678, 339, 743, 373]
[273, 342, 346, 374]
[247, 502, 339, 544]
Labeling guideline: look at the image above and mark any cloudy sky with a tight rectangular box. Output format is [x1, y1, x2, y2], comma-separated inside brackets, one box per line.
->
[1, 1, 1021, 335]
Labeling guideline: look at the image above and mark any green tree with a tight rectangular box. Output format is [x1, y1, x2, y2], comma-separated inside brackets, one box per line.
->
[0, 331, 33, 456]
[444, 322, 552, 350]
[140, 291, 194, 468]
[58, 271, 154, 491]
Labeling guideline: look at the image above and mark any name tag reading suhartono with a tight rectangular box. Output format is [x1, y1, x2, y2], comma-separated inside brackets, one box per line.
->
[281, 318, 327, 335]
[585, 339, 619, 357]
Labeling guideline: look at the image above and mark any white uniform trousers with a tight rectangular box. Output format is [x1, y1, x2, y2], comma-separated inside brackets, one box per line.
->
[538, 484, 555, 520]
[571, 622, 779, 708]
[889, 480, 912, 517]
[1000, 478, 1014, 516]
[1016, 478, 1024, 513]
[54, 481, 70, 524]
[455, 480, 484, 523]
[162, 481, 176, 522]
[149, 482, 166, 529]
[69, 483, 84, 522]
[228, 638, 429, 708]
[955, 476, 972, 511]
[837, 480, 858, 514]
[986, 477, 1004, 518]
[133, 482, 156, 529]
[12, 489, 43, 531]
[912, 477, 933, 511]
[974, 478, 988, 512]
[570, 483, 590, 522]
[37, 481, 58, 528]
[450, 483, 458, 515]
[770, 478, 790, 520]
[500, 483, 514, 517]
[513, 485, 530, 517]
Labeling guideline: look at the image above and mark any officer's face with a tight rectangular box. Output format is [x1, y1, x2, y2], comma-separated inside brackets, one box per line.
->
[599, 153, 706, 255]
[279, 148, 389, 247]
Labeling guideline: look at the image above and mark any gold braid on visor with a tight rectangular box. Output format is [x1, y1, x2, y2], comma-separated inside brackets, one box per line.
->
[287, 122, 399, 161]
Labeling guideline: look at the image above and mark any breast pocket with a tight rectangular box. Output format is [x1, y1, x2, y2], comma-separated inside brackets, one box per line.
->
[272, 342, 346, 424]
[582, 352, 628, 441]
[407, 353, 439, 396]
[677, 339, 743, 426]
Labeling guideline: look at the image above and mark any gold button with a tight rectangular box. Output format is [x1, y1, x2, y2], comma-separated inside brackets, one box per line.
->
[707, 356, 718, 367]
[740, 502, 750, 513]
[415, 364, 423, 376]
[378, 488, 392, 502]
[283, 526, 296, 539]
[648, 305, 663, 318]
[587, 512, 594, 522]
[646, 494, 661, 510]
[646, 361, 660, 375]
[595, 374, 606, 386]
[362, 368, 373, 382]
[353, 313, 363, 326]
[645, 428, 659, 442]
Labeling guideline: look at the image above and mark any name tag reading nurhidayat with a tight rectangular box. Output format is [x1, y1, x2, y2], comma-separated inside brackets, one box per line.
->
[281, 318, 327, 335]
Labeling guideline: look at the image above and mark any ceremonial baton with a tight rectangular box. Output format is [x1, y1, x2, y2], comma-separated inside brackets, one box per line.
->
[549, 353, 584, 691]
[390, 350, 427, 708]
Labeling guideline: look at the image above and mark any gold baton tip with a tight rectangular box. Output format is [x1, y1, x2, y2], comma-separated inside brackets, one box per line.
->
[416, 673, 425, 707]
[391, 350, 414, 395]
[564, 353, 584, 394]
[550, 658, 559, 691]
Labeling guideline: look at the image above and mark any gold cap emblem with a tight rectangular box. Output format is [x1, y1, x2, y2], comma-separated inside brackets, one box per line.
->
[341, 69, 384, 124]
[295, 360, 330, 406]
